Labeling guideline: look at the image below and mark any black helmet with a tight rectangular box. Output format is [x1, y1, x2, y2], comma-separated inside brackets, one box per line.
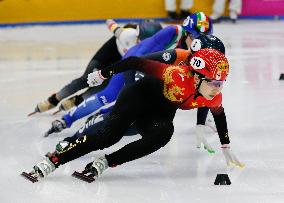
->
[190, 34, 225, 54]
[138, 20, 162, 40]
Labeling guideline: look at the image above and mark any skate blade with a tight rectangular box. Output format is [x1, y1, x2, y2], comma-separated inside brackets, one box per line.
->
[43, 128, 55, 137]
[43, 131, 50, 137]
[52, 109, 61, 115]
[27, 111, 37, 117]
[72, 171, 95, 183]
[21, 172, 38, 183]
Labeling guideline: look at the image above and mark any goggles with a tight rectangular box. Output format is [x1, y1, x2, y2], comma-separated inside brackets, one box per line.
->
[202, 78, 224, 88]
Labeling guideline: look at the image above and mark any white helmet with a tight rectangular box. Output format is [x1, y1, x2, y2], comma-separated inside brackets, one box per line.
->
[116, 28, 138, 56]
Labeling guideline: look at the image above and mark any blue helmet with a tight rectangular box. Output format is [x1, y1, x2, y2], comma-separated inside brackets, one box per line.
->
[182, 12, 213, 39]
[138, 20, 162, 40]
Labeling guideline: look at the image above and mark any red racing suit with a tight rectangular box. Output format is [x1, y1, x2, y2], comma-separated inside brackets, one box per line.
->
[101, 49, 230, 144]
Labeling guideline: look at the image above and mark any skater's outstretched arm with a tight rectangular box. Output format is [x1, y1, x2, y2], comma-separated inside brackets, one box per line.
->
[92, 45, 193, 80]
[210, 105, 244, 167]
[209, 105, 229, 145]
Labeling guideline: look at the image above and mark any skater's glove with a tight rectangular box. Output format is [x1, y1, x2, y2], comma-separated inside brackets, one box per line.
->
[87, 70, 106, 87]
[221, 144, 245, 168]
[196, 125, 215, 154]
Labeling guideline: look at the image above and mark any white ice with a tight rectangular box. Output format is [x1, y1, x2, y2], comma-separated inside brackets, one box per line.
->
[1, 20, 284, 203]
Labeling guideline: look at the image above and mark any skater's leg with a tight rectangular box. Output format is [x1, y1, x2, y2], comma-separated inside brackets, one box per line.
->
[62, 73, 125, 128]
[56, 59, 102, 100]
[33, 36, 121, 113]
[28, 77, 171, 180]
[55, 79, 156, 165]
[58, 80, 110, 112]
[105, 117, 174, 166]
[57, 36, 121, 100]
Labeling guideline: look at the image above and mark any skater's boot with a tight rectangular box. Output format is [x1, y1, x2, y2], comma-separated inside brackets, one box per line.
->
[36, 94, 60, 113]
[33, 155, 57, 178]
[44, 119, 67, 137]
[21, 153, 59, 182]
[72, 156, 109, 182]
[85, 156, 109, 177]
[59, 95, 84, 112]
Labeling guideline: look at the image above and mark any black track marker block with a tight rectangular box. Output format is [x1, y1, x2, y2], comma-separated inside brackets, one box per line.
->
[214, 174, 231, 185]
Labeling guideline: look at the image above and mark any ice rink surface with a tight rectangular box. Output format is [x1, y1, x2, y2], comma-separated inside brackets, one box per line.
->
[1, 20, 284, 203]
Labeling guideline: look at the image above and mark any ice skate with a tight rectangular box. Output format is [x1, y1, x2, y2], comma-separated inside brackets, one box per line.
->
[27, 101, 50, 116]
[53, 95, 83, 115]
[28, 100, 54, 117]
[21, 170, 39, 183]
[28, 94, 60, 116]
[21, 155, 57, 183]
[44, 119, 67, 137]
[72, 156, 108, 183]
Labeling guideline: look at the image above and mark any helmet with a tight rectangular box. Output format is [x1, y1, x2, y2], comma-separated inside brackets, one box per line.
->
[116, 28, 138, 56]
[137, 20, 163, 40]
[189, 48, 229, 81]
[182, 12, 213, 38]
[190, 34, 225, 54]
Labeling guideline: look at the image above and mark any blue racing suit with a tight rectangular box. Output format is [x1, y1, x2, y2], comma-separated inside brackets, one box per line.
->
[63, 25, 186, 128]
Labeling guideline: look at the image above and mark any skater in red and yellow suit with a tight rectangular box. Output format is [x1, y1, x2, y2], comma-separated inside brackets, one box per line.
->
[24, 48, 244, 181]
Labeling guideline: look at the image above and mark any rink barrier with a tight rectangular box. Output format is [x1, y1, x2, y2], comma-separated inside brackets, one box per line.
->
[0, 18, 167, 28]
[0, 16, 284, 28]
[1, 0, 283, 26]
[0, 0, 212, 24]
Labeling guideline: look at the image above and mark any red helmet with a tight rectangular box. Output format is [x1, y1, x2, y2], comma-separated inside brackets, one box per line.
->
[189, 48, 229, 81]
